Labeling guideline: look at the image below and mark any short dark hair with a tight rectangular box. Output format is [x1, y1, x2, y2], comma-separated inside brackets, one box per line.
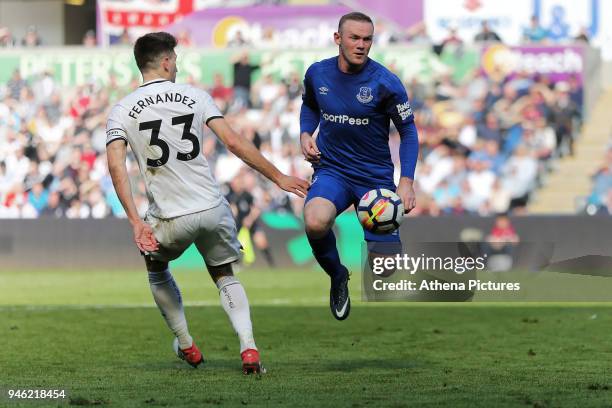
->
[133, 32, 177, 72]
[338, 12, 373, 33]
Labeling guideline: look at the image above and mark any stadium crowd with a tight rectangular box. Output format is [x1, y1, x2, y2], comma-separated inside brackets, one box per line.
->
[0, 13, 598, 219]
[0, 53, 584, 219]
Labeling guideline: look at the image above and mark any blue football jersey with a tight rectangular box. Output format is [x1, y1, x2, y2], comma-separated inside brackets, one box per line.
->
[301, 56, 415, 185]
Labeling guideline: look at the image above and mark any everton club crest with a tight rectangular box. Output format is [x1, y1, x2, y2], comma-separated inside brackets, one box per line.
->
[356, 86, 373, 104]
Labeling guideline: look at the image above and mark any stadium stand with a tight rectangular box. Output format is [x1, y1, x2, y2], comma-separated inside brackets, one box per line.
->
[0, 58, 587, 219]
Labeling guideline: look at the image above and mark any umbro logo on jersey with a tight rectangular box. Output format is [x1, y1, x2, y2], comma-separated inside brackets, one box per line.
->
[319, 87, 329, 95]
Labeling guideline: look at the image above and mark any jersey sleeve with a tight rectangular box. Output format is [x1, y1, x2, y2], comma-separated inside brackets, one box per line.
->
[381, 75, 414, 128]
[381, 75, 419, 179]
[106, 105, 128, 146]
[300, 64, 320, 135]
[199, 89, 224, 125]
[301, 65, 319, 111]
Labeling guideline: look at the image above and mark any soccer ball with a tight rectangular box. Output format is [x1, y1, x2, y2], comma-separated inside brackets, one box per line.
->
[357, 188, 404, 234]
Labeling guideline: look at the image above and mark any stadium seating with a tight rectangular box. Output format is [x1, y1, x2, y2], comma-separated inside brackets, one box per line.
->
[0, 48, 592, 218]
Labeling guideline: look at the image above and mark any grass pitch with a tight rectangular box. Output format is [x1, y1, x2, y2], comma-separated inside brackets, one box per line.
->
[2, 269, 612, 407]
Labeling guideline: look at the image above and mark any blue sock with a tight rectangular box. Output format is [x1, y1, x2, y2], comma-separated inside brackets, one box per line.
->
[307, 230, 346, 282]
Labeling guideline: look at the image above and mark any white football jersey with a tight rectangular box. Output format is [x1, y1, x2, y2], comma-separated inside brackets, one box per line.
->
[106, 79, 223, 219]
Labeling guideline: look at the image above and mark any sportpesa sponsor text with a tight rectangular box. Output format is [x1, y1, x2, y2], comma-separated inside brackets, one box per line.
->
[321, 111, 369, 126]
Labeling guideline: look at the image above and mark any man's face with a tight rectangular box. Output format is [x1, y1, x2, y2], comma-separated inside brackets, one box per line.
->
[334, 20, 374, 67]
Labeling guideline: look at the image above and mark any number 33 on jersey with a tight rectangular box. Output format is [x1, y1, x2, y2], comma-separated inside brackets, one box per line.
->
[106, 79, 224, 219]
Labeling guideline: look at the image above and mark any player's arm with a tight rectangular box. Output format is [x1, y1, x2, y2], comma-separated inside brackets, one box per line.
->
[207, 118, 309, 197]
[384, 77, 419, 213]
[106, 140, 159, 253]
[299, 65, 321, 164]
[396, 122, 419, 213]
[106, 106, 159, 253]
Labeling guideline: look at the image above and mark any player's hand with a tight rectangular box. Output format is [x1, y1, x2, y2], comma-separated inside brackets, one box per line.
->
[276, 175, 310, 198]
[300, 133, 321, 164]
[397, 178, 416, 214]
[132, 220, 159, 253]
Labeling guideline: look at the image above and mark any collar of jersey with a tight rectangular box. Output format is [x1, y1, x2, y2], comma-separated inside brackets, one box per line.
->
[139, 79, 169, 88]
[335, 56, 371, 76]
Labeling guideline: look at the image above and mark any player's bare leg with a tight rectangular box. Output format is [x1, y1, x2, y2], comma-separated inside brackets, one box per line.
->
[208, 262, 263, 374]
[304, 197, 351, 320]
[145, 256, 203, 368]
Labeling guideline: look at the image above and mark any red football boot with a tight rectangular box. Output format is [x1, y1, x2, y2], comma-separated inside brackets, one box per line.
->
[174, 338, 204, 368]
[241, 349, 263, 374]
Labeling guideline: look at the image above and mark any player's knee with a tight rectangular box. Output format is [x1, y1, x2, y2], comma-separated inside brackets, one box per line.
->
[304, 210, 333, 238]
[207, 262, 234, 282]
[144, 256, 169, 273]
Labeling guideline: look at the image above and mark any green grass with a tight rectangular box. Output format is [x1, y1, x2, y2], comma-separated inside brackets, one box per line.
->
[2, 270, 612, 407]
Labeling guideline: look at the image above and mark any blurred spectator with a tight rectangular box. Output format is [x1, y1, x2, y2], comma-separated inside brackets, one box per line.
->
[474, 21, 502, 43]
[435, 74, 459, 101]
[111, 28, 131, 46]
[405, 22, 431, 46]
[574, 27, 590, 44]
[458, 116, 477, 148]
[501, 145, 538, 211]
[225, 169, 275, 267]
[597, 190, 612, 216]
[177, 29, 194, 47]
[0, 26, 16, 47]
[586, 146, 612, 213]
[373, 20, 400, 46]
[210, 73, 234, 108]
[7, 70, 26, 100]
[549, 81, 580, 156]
[254, 74, 282, 107]
[82, 30, 97, 47]
[523, 15, 548, 43]
[28, 182, 48, 214]
[228, 30, 250, 47]
[485, 215, 519, 269]
[432, 179, 460, 213]
[567, 75, 583, 108]
[258, 27, 279, 48]
[440, 27, 463, 50]
[488, 180, 512, 214]
[40, 190, 65, 217]
[477, 113, 503, 144]
[283, 72, 304, 100]
[528, 119, 556, 163]
[487, 214, 519, 244]
[232, 52, 259, 108]
[22, 26, 42, 47]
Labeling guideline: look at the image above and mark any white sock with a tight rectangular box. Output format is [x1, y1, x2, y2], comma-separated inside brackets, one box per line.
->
[216, 276, 257, 353]
[148, 269, 193, 350]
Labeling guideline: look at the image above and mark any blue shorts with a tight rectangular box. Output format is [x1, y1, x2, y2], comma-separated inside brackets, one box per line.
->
[305, 169, 401, 244]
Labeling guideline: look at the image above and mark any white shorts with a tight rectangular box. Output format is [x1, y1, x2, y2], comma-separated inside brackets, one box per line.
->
[144, 199, 241, 266]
